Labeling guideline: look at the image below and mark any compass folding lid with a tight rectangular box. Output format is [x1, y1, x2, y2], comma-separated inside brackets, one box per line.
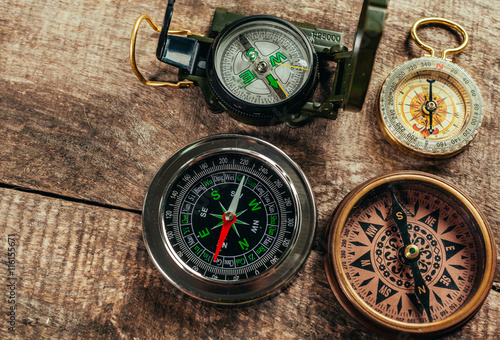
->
[342, 0, 388, 111]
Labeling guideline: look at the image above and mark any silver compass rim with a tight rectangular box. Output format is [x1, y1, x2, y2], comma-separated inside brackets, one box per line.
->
[142, 134, 316, 304]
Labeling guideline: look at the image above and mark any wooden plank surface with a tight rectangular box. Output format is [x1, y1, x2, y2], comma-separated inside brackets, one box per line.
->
[1, 188, 499, 339]
[1, 0, 499, 338]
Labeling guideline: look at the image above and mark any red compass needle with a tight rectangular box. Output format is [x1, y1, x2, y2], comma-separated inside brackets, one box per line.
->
[213, 175, 246, 262]
[213, 212, 237, 261]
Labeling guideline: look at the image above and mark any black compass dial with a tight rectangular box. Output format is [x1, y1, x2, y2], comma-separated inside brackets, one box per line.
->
[163, 152, 297, 281]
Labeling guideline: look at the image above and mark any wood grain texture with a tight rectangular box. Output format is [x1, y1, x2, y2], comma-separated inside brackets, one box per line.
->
[1, 0, 499, 338]
[1, 188, 499, 339]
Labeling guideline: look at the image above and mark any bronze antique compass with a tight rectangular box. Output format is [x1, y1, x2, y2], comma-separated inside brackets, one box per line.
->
[325, 171, 496, 338]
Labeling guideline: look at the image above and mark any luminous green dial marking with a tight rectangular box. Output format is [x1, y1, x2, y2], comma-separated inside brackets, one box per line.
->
[270, 52, 287, 67]
[239, 70, 256, 84]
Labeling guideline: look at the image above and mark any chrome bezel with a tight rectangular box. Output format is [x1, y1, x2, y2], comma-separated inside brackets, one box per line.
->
[143, 134, 316, 304]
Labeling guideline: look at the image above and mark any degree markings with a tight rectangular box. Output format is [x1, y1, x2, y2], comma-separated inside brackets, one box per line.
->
[167, 154, 296, 279]
[382, 62, 480, 155]
[342, 190, 472, 319]
[217, 24, 310, 104]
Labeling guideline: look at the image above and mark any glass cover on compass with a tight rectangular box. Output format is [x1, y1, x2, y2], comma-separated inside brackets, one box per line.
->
[324, 172, 496, 337]
[143, 135, 316, 304]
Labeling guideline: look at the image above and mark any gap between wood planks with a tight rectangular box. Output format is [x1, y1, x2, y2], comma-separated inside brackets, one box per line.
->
[0, 182, 141, 215]
[0, 181, 336, 256]
[1, 181, 497, 280]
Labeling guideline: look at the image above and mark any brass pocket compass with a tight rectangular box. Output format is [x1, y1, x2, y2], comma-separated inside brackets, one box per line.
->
[130, 0, 388, 126]
[324, 171, 496, 338]
[378, 18, 483, 158]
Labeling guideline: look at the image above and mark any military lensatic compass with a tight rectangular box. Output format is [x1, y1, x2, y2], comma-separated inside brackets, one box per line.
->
[130, 0, 388, 126]
[324, 171, 496, 338]
[142, 134, 316, 304]
[378, 18, 483, 158]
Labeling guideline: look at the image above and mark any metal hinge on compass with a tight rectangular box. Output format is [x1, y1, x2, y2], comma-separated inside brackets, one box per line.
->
[130, 0, 388, 127]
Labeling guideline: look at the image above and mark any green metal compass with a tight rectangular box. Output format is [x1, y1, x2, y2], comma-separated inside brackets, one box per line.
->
[130, 0, 388, 126]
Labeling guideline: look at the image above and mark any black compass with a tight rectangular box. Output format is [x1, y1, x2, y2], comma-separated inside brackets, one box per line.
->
[142, 134, 316, 304]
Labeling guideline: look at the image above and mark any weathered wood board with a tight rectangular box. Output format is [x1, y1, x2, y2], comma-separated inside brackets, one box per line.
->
[1, 188, 499, 338]
[1, 0, 499, 338]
